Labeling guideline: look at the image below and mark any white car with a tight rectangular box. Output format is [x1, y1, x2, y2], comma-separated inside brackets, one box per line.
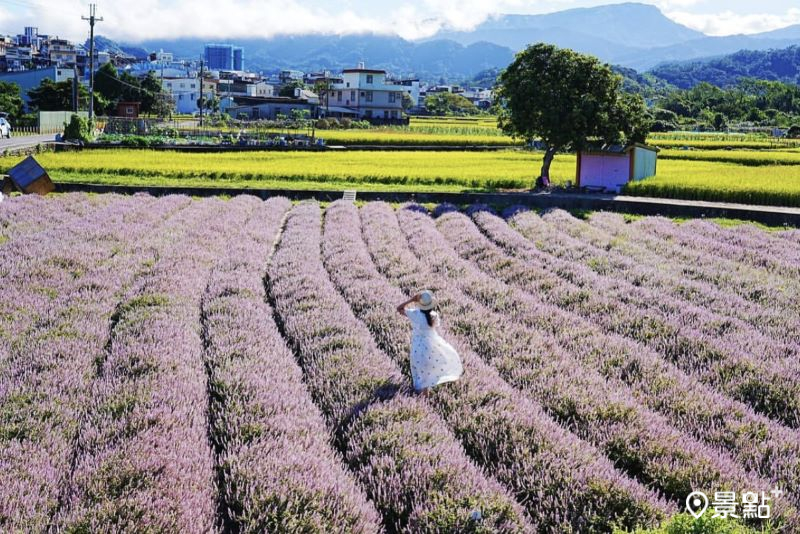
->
[0, 118, 11, 139]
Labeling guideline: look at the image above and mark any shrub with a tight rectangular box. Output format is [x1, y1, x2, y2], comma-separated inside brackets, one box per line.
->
[63, 114, 93, 143]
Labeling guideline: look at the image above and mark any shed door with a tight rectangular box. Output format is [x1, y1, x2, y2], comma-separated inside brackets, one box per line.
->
[580, 154, 629, 190]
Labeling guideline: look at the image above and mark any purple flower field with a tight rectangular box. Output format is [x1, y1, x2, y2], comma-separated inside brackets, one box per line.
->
[0, 192, 798, 532]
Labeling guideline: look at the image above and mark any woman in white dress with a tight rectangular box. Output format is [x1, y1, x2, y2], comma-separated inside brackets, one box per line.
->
[396, 290, 464, 394]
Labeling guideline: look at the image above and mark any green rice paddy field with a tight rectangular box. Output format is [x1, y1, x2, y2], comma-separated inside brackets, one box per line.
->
[2, 144, 800, 206]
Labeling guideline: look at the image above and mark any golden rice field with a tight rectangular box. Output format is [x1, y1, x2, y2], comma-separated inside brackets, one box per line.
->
[3, 148, 800, 206]
[315, 128, 518, 146]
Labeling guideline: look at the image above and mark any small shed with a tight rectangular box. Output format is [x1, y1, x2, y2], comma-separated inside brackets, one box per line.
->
[115, 101, 140, 118]
[2, 156, 55, 196]
[576, 143, 659, 192]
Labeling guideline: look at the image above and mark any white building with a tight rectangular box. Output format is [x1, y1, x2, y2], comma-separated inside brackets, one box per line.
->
[217, 80, 274, 98]
[154, 49, 173, 63]
[326, 63, 405, 121]
[162, 77, 215, 114]
[462, 87, 494, 109]
[390, 78, 420, 107]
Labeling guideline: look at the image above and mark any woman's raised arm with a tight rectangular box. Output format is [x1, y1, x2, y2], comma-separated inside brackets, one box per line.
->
[396, 294, 420, 316]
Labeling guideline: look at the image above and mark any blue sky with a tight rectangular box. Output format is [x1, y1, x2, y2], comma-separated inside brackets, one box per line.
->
[1, 0, 799, 42]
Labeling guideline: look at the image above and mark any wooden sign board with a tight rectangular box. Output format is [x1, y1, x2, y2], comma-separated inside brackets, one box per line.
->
[3, 156, 55, 196]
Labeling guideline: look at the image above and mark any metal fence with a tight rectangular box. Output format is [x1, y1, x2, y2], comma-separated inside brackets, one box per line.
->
[11, 125, 63, 136]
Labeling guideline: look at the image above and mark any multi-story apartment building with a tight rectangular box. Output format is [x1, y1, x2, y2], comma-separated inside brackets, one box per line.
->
[17, 27, 40, 48]
[204, 44, 244, 71]
[48, 38, 77, 67]
[5, 46, 33, 71]
[327, 63, 405, 121]
[233, 47, 244, 71]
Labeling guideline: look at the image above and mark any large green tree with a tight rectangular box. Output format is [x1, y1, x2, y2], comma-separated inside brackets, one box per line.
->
[497, 43, 650, 184]
[0, 81, 25, 122]
[27, 78, 88, 111]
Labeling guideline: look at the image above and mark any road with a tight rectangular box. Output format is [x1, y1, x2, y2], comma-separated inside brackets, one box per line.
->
[0, 133, 58, 153]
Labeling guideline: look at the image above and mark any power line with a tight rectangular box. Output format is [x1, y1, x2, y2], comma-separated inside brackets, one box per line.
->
[2, 0, 82, 19]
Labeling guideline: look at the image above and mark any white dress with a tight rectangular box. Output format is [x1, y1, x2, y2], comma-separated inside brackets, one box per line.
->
[406, 307, 464, 390]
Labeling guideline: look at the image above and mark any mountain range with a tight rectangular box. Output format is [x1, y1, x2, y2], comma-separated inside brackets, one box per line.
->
[103, 2, 800, 84]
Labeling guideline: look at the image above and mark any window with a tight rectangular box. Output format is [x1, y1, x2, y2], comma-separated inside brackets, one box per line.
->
[388, 92, 396, 103]
[337, 91, 342, 101]
[366, 74, 373, 84]
[190, 83, 196, 89]
[365, 91, 373, 102]
[346, 82, 350, 88]
[383, 110, 388, 118]
[350, 90, 355, 100]
[365, 109, 372, 118]
[360, 91, 365, 97]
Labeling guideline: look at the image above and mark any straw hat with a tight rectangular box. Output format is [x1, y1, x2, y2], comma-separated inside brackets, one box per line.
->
[418, 290, 435, 310]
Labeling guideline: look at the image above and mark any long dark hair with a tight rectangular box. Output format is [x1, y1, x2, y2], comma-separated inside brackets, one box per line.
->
[421, 309, 435, 327]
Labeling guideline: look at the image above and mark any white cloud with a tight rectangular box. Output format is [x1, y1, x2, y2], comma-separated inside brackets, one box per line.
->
[654, 0, 704, 9]
[4, 1, 799, 42]
[2, 0, 414, 42]
[419, 0, 529, 31]
[0, 0, 540, 42]
[666, 7, 800, 35]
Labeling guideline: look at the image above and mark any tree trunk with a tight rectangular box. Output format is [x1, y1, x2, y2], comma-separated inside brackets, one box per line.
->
[538, 146, 557, 188]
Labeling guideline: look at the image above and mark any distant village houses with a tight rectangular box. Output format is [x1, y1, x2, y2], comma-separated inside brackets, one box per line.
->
[0, 25, 494, 121]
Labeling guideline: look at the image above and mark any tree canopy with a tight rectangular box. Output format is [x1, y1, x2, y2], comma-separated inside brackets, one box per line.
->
[27, 78, 88, 112]
[0, 82, 25, 122]
[424, 92, 478, 116]
[94, 63, 167, 115]
[278, 80, 305, 98]
[658, 79, 800, 128]
[497, 43, 650, 183]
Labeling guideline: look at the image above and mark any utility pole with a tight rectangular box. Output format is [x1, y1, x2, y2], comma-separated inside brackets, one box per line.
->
[72, 65, 79, 112]
[82, 4, 103, 123]
[199, 58, 204, 127]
